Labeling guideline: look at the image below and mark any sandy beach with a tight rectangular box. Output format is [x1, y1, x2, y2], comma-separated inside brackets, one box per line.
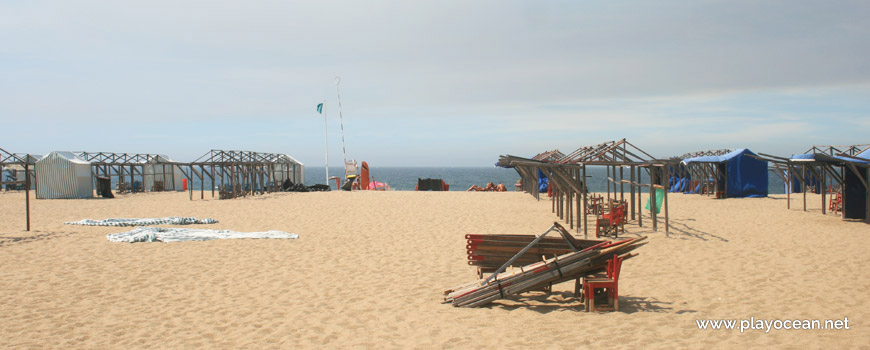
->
[0, 190, 867, 349]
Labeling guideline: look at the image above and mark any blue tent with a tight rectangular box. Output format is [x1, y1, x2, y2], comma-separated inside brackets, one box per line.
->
[682, 149, 768, 198]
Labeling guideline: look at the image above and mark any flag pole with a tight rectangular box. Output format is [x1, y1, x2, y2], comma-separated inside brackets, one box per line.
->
[322, 100, 329, 187]
[336, 77, 348, 178]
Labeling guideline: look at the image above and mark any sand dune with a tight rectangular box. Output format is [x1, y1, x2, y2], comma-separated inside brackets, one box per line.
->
[0, 190, 866, 349]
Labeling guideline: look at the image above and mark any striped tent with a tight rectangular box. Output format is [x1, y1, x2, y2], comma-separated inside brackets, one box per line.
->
[36, 151, 94, 199]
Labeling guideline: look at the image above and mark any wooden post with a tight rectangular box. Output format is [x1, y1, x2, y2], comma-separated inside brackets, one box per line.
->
[606, 166, 611, 202]
[637, 166, 643, 227]
[199, 166, 204, 200]
[582, 164, 588, 238]
[211, 165, 216, 198]
[866, 167, 870, 224]
[630, 165, 636, 220]
[842, 165, 847, 220]
[568, 186, 573, 229]
[552, 176, 556, 213]
[25, 163, 31, 231]
[664, 164, 670, 236]
[576, 167, 582, 233]
[821, 165, 826, 215]
[802, 165, 807, 212]
[650, 166, 657, 232]
[786, 166, 791, 209]
[620, 165, 624, 204]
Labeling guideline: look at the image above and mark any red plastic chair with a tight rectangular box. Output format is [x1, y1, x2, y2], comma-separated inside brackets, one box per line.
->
[583, 254, 623, 312]
[596, 204, 625, 238]
[829, 190, 842, 214]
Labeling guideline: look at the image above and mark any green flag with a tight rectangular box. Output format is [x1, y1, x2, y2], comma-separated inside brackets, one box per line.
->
[316, 103, 323, 114]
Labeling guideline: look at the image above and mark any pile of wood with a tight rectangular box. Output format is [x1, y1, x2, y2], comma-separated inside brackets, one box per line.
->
[466, 230, 604, 275]
[444, 236, 646, 308]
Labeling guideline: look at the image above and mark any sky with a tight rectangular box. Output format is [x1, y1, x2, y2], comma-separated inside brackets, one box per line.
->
[1, 0, 869, 166]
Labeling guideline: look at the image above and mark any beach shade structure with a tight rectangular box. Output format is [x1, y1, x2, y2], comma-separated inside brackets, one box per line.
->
[668, 149, 732, 194]
[498, 139, 677, 237]
[0, 149, 39, 191]
[682, 149, 768, 198]
[142, 155, 185, 191]
[187, 150, 305, 200]
[75, 151, 193, 194]
[35, 151, 94, 199]
[753, 145, 870, 222]
[1, 148, 41, 231]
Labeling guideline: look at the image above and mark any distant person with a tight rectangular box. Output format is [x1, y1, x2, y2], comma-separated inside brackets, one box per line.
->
[496, 183, 507, 192]
[467, 184, 485, 191]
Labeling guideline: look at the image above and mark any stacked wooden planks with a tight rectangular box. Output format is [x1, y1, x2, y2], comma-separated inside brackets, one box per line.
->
[466, 226, 605, 275]
[444, 236, 646, 308]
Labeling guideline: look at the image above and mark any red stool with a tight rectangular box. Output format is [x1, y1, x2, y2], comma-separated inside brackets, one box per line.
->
[583, 254, 623, 312]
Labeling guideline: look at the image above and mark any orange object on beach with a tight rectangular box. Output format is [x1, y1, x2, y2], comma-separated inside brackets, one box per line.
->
[359, 161, 370, 190]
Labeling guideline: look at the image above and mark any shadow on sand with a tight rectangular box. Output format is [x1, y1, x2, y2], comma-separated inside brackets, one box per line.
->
[0, 231, 76, 247]
[486, 291, 696, 315]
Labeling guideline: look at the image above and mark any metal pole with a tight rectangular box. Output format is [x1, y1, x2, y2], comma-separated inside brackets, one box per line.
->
[336, 77, 349, 180]
[322, 100, 329, 186]
[25, 163, 31, 231]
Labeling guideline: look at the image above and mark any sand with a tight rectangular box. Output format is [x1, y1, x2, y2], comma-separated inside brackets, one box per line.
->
[0, 190, 867, 349]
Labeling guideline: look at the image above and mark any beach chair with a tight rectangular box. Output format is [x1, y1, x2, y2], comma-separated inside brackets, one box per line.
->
[586, 194, 605, 216]
[829, 189, 843, 214]
[583, 254, 623, 312]
[596, 203, 626, 238]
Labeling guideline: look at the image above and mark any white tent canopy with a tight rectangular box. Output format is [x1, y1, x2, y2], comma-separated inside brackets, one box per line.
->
[36, 151, 94, 199]
[143, 154, 184, 191]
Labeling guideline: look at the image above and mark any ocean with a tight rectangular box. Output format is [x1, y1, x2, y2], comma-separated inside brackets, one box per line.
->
[302, 166, 788, 194]
[100, 165, 787, 194]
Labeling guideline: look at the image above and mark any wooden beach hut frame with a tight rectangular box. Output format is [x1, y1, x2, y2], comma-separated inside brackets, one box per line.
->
[0, 147, 39, 231]
[680, 149, 768, 199]
[498, 139, 676, 238]
[184, 150, 304, 200]
[752, 145, 870, 224]
[74, 152, 182, 194]
[668, 149, 732, 196]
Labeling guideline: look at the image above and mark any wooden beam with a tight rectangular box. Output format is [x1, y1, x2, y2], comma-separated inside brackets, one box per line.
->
[663, 165, 671, 237]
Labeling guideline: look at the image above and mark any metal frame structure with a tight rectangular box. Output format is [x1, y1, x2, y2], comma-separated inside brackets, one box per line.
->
[753, 145, 870, 223]
[0, 147, 38, 231]
[499, 139, 674, 237]
[186, 150, 304, 200]
[674, 149, 734, 198]
[74, 152, 177, 193]
[804, 144, 870, 157]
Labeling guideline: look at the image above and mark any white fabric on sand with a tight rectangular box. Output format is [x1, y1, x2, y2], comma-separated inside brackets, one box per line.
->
[65, 217, 218, 227]
[107, 227, 298, 243]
